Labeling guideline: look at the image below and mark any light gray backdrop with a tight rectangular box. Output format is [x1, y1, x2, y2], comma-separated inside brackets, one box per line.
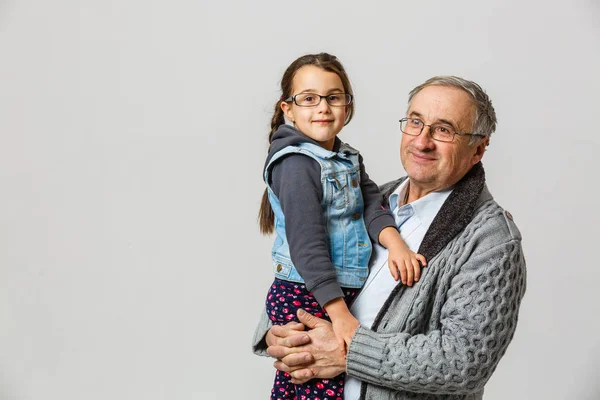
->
[1, 1, 599, 399]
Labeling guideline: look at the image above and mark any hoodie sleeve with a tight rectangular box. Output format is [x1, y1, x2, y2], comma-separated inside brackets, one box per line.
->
[270, 154, 344, 308]
[358, 154, 397, 244]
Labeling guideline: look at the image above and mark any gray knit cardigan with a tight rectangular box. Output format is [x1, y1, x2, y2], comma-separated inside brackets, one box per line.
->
[252, 163, 527, 400]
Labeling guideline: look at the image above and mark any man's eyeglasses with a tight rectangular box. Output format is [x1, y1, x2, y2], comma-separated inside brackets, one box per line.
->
[285, 93, 353, 107]
[399, 117, 486, 143]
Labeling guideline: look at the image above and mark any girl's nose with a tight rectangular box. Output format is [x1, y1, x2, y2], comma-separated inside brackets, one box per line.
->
[316, 98, 332, 112]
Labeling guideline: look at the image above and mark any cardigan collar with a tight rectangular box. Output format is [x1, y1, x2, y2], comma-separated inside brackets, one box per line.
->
[381, 162, 487, 261]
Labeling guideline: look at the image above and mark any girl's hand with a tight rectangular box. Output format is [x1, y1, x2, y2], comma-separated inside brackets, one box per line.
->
[331, 313, 360, 352]
[324, 297, 359, 351]
[388, 245, 427, 286]
[379, 226, 427, 286]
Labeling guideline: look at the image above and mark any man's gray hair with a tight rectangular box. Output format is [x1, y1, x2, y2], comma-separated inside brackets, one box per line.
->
[408, 76, 497, 144]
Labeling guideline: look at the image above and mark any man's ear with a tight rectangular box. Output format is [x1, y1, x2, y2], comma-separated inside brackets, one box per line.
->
[281, 101, 294, 123]
[472, 137, 489, 164]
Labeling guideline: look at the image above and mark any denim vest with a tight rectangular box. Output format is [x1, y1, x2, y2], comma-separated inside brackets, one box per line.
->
[264, 142, 372, 288]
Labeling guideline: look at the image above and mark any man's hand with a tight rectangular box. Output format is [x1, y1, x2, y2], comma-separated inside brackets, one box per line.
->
[265, 321, 308, 347]
[267, 309, 348, 384]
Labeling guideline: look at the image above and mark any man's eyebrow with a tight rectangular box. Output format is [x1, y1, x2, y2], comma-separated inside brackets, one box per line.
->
[436, 118, 458, 130]
[408, 111, 458, 130]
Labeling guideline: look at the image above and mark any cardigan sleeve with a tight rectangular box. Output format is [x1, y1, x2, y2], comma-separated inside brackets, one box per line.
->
[251, 306, 273, 357]
[345, 224, 527, 394]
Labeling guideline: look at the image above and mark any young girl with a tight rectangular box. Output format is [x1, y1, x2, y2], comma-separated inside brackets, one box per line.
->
[258, 52, 426, 400]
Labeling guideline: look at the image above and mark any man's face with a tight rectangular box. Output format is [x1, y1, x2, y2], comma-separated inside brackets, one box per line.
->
[400, 85, 487, 193]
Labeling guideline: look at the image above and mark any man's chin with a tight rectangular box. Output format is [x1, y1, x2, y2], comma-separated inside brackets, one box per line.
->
[404, 164, 436, 181]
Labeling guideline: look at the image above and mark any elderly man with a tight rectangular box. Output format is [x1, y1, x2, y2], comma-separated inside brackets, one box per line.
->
[253, 76, 527, 400]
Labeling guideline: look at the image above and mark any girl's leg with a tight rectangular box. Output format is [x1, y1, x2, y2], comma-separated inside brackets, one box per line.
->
[266, 279, 305, 400]
[292, 287, 358, 400]
[295, 376, 345, 400]
[265, 281, 358, 400]
[271, 370, 296, 400]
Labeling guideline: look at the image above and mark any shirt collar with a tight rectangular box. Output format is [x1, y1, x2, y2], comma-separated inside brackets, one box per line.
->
[389, 179, 454, 228]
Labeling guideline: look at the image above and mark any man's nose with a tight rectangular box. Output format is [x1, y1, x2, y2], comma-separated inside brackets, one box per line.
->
[413, 125, 436, 149]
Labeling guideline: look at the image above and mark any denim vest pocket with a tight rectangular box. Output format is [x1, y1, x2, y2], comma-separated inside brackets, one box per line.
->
[333, 264, 369, 288]
[326, 175, 348, 210]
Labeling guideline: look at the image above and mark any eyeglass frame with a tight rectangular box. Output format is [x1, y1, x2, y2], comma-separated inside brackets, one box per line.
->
[399, 117, 486, 143]
[284, 92, 353, 107]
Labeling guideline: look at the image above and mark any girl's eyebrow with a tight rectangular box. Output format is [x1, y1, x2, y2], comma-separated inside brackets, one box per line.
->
[297, 88, 345, 94]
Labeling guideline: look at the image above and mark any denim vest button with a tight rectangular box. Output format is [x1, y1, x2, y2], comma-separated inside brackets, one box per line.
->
[352, 179, 358, 188]
[276, 264, 282, 272]
[352, 212, 361, 220]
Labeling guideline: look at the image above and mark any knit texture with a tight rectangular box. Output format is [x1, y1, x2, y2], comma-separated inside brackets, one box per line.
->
[253, 162, 527, 400]
[347, 163, 527, 399]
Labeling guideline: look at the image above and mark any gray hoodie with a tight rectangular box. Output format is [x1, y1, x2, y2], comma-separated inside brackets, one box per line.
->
[263, 125, 396, 307]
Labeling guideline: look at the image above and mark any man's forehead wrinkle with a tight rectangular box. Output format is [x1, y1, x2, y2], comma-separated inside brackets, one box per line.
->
[409, 104, 457, 126]
[409, 88, 475, 132]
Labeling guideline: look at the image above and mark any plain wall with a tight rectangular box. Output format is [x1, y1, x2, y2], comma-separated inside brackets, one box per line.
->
[1, 1, 599, 399]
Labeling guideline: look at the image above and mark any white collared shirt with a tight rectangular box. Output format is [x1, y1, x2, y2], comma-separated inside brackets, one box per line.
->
[344, 179, 453, 400]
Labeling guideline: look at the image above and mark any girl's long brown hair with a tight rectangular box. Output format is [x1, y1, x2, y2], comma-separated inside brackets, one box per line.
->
[258, 52, 355, 235]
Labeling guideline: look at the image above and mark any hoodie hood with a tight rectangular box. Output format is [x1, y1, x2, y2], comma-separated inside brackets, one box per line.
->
[263, 124, 341, 175]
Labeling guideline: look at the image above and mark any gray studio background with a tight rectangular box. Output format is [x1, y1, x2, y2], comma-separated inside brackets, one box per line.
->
[1, 1, 598, 399]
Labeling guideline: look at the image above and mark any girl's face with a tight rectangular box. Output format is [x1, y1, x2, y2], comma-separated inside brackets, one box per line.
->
[281, 65, 348, 151]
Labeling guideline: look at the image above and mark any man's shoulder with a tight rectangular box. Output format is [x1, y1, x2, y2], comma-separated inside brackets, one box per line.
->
[473, 193, 523, 243]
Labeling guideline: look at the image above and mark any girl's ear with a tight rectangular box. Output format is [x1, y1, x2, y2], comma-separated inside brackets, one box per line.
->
[281, 101, 294, 123]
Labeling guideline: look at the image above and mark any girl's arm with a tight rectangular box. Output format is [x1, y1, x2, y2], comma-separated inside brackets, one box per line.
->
[358, 155, 426, 285]
[273, 155, 360, 347]
[357, 154, 397, 243]
[270, 154, 343, 308]
[379, 226, 427, 285]
[323, 297, 359, 350]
